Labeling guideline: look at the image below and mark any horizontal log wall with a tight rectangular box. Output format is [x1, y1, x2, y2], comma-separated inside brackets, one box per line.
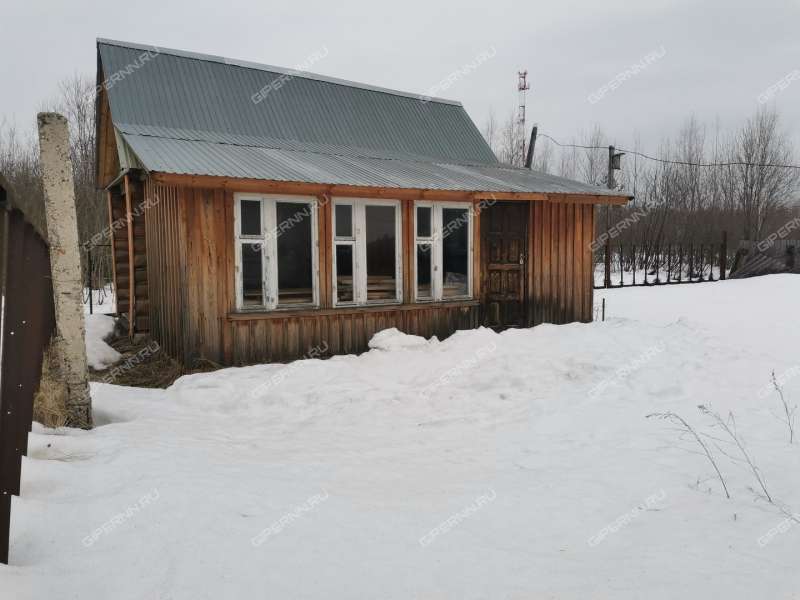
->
[529, 201, 594, 325]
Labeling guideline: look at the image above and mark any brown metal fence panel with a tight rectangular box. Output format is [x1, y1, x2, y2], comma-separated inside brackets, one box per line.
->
[0, 204, 55, 564]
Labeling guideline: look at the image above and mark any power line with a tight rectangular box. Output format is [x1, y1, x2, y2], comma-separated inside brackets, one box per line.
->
[537, 132, 800, 170]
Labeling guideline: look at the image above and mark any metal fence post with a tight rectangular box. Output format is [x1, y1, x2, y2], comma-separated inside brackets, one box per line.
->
[87, 246, 93, 315]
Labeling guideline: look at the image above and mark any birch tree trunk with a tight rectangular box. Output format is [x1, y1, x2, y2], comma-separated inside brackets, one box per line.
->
[36, 112, 92, 429]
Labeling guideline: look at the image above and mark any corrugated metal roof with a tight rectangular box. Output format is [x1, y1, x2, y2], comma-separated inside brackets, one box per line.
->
[121, 133, 619, 195]
[98, 39, 625, 198]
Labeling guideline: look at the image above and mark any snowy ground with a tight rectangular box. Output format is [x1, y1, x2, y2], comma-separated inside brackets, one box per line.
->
[84, 314, 121, 370]
[5, 275, 800, 599]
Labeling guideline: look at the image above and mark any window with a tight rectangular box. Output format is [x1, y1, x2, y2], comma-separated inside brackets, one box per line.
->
[332, 198, 402, 306]
[414, 202, 473, 301]
[234, 195, 318, 310]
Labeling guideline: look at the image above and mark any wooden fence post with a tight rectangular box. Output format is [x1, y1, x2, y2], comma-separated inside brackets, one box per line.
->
[604, 238, 611, 288]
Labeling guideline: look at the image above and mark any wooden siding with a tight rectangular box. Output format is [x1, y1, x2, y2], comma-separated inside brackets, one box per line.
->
[225, 303, 479, 365]
[143, 180, 187, 360]
[134, 179, 596, 366]
[182, 187, 235, 364]
[528, 201, 594, 325]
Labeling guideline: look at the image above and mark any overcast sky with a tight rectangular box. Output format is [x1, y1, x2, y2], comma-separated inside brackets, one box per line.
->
[3, 0, 800, 157]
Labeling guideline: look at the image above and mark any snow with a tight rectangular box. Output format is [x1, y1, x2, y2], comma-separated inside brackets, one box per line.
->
[367, 326, 430, 350]
[5, 275, 800, 599]
[84, 314, 121, 370]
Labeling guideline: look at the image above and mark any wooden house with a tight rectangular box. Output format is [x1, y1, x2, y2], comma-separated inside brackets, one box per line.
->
[95, 39, 630, 366]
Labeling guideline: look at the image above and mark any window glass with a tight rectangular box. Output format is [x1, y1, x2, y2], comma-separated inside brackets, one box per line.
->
[335, 204, 353, 238]
[365, 205, 397, 301]
[335, 245, 354, 303]
[276, 202, 313, 305]
[241, 243, 263, 305]
[240, 200, 261, 236]
[416, 244, 433, 299]
[416, 206, 432, 238]
[442, 208, 469, 298]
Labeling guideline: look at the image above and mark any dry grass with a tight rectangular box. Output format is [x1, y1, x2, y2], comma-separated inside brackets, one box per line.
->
[33, 344, 69, 428]
[34, 328, 220, 428]
[89, 332, 220, 389]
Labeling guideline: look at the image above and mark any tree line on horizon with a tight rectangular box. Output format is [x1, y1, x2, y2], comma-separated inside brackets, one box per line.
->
[482, 106, 800, 249]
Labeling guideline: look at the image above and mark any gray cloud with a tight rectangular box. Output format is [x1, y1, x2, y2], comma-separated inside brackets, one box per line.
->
[2, 0, 799, 155]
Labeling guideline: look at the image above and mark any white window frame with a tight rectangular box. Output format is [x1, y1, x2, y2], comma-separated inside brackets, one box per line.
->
[413, 201, 473, 302]
[234, 193, 319, 311]
[332, 197, 403, 307]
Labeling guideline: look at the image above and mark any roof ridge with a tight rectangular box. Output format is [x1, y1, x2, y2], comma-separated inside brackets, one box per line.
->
[96, 38, 463, 107]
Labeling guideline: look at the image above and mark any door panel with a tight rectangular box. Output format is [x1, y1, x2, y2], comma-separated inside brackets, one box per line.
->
[481, 202, 528, 328]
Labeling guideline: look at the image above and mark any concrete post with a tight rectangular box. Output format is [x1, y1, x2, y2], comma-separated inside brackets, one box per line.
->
[36, 113, 92, 429]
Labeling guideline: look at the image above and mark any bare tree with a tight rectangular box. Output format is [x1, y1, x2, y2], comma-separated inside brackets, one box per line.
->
[56, 75, 111, 287]
[0, 75, 112, 289]
[497, 108, 524, 166]
[0, 122, 45, 233]
[483, 108, 499, 159]
[578, 126, 608, 186]
[531, 138, 553, 174]
[730, 108, 799, 240]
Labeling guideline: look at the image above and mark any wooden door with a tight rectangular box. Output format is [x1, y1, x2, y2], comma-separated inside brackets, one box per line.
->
[481, 202, 528, 328]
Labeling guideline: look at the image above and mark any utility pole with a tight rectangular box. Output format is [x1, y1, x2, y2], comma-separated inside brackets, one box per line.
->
[525, 125, 538, 169]
[607, 145, 616, 191]
[603, 145, 624, 289]
[517, 71, 530, 166]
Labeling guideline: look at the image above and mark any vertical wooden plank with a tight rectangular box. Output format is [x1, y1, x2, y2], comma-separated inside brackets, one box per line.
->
[573, 203, 583, 322]
[564, 203, 574, 322]
[472, 198, 482, 302]
[402, 198, 413, 304]
[318, 194, 332, 309]
[586, 205, 595, 321]
[559, 202, 567, 323]
[526, 201, 534, 326]
[541, 201, 551, 323]
[534, 201, 543, 325]
[177, 185, 191, 364]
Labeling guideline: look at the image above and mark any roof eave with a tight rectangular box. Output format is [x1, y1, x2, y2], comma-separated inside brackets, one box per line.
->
[148, 171, 631, 205]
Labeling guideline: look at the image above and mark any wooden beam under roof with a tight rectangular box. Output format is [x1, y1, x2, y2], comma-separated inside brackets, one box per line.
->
[150, 173, 631, 206]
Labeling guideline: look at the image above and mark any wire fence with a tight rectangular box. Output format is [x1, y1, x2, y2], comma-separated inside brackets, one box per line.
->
[82, 243, 114, 314]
